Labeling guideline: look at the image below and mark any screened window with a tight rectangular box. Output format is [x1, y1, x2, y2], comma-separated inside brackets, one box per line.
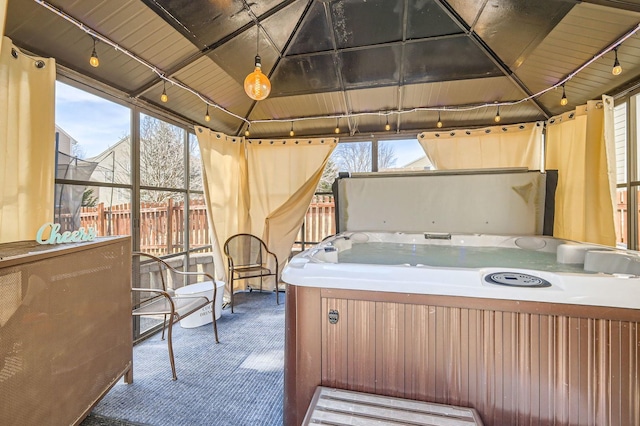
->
[54, 81, 131, 235]
[378, 138, 430, 172]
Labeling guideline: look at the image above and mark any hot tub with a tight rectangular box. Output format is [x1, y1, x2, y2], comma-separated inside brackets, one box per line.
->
[283, 232, 640, 426]
[284, 231, 640, 309]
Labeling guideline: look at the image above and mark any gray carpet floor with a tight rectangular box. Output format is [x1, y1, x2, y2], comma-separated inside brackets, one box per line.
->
[82, 291, 285, 426]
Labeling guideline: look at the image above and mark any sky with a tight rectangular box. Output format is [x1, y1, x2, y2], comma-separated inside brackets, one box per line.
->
[55, 81, 131, 158]
[383, 139, 427, 167]
[55, 81, 427, 165]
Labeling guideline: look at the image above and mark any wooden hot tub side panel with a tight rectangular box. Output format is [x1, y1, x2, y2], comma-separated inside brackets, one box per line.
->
[284, 284, 322, 426]
[284, 286, 640, 426]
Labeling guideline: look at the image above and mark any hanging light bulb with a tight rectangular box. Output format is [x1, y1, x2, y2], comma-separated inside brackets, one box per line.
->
[560, 84, 568, 106]
[436, 111, 443, 128]
[89, 37, 99, 68]
[612, 46, 622, 76]
[160, 81, 168, 103]
[289, 121, 295, 137]
[334, 118, 340, 134]
[204, 104, 211, 122]
[494, 106, 501, 123]
[385, 115, 391, 131]
[244, 124, 250, 137]
[244, 26, 271, 101]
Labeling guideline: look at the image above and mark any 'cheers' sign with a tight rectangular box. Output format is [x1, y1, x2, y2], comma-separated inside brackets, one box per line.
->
[36, 222, 97, 245]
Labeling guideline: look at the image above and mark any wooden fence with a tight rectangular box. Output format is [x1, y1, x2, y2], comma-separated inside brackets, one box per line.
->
[80, 199, 210, 254]
[79, 195, 336, 254]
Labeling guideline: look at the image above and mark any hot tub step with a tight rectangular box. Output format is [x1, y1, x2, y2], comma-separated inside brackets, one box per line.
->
[303, 387, 483, 425]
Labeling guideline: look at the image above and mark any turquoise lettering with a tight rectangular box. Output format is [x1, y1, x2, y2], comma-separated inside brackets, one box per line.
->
[36, 222, 97, 245]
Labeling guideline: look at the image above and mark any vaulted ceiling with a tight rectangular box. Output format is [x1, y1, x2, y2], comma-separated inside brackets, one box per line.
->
[6, 0, 640, 139]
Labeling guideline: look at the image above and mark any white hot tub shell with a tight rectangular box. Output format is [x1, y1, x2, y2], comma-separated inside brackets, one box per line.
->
[284, 231, 640, 310]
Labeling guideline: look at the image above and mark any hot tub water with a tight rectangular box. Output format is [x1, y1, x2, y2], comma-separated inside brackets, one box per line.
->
[338, 242, 587, 273]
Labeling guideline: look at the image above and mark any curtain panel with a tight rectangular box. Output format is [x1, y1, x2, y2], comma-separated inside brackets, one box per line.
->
[194, 129, 249, 289]
[196, 127, 336, 295]
[0, 0, 7, 50]
[0, 37, 55, 244]
[417, 122, 543, 170]
[546, 96, 616, 246]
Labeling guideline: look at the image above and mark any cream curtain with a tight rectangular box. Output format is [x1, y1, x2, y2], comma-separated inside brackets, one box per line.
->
[546, 97, 616, 245]
[246, 138, 336, 281]
[0, 0, 7, 51]
[417, 122, 543, 170]
[195, 129, 250, 286]
[0, 37, 56, 244]
[196, 127, 336, 294]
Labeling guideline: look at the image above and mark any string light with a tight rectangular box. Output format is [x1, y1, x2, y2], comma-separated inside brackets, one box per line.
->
[560, 84, 568, 106]
[334, 118, 340, 134]
[244, 124, 250, 137]
[385, 115, 391, 131]
[204, 104, 211, 122]
[289, 121, 294, 137]
[436, 111, 443, 128]
[494, 106, 501, 123]
[33, 0, 640, 132]
[160, 81, 168, 103]
[89, 37, 99, 67]
[612, 46, 622, 76]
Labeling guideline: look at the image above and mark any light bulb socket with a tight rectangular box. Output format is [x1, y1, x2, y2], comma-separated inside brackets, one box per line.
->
[560, 85, 568, 106]
[160, 81, 169, 102]
[612, 47, 622, 76]
[89, 38, 99, 67]
[254, 55, 262, 68]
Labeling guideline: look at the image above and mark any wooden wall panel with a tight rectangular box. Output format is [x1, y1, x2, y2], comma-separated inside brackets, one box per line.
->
[347, 300, 376, 393]
[315, 292, 640, 426]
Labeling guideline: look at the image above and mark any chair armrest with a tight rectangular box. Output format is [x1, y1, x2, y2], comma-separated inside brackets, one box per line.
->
[134, 251, 216, 283]
[170, 270, 216, 282]
[131, 287, 172, 297]
[264, 249, 279, 280]
[131, 287, 176, 314]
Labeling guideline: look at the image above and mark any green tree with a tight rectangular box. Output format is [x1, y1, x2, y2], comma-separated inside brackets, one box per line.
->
[317, 158, 339, 192]
[81, 188, 98, 207]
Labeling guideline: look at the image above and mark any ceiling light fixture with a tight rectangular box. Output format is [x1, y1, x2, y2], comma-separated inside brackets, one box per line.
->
[89, 37, 99, 68]
[560, 84, 568, 106]
[334, 118, 340, 134]
[160, 81, 168, 103]
[385, 115, 391, 131]
[244, 25, 271, 101]
[436, 111, 443, 128]
[204, 104, 211, 122]
[289, 121, 294, 137]
[494, 106, 501, 123]
[244, 124, 250, 137]
[612, 46, 622, 76]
